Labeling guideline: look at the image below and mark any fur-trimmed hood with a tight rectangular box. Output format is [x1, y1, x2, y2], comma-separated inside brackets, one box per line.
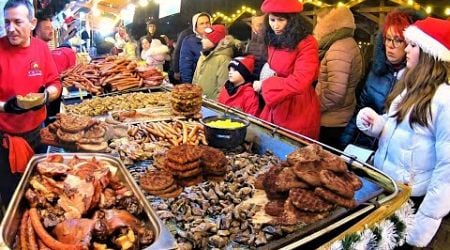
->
[313, 7, 356, 42]
[209, 35, 241, 56]
[371, 32, 392, 76]
[192, 12, 212, 36]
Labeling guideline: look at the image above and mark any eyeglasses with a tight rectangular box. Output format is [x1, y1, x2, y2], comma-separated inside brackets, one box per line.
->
[384, 36, 405, 48]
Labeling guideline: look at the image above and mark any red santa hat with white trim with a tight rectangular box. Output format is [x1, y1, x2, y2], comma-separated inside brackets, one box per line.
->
[404, 17, 450, 62]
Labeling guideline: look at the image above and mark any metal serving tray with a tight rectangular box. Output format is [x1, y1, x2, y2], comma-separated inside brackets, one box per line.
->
[0, 153, 177, 250]
[200, 99, 399, 250]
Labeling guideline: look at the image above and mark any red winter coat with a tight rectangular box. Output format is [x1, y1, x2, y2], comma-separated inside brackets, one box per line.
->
[218, 82, 260, 116]
[259, 35, 320, 139]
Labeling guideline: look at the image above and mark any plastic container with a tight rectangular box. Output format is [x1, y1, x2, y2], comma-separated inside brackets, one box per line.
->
[200, 115, 250, 148]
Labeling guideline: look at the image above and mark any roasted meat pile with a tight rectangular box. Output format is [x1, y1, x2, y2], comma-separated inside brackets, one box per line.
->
[258, 144, 363, 226]
[170, 84, 202, 117]
[40, 113, 108, 152]
[18, 155, 154, 250]
[140, 144, 228, 198]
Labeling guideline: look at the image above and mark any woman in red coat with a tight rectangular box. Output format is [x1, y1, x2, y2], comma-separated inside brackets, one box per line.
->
[254, 0, 321, 139]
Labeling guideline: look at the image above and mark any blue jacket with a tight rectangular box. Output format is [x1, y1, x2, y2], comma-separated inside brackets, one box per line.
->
[179, 34, 202, 83]
[340, 33, 405, 149]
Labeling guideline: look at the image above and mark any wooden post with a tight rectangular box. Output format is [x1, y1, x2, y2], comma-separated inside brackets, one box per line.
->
[379, 0, 386, 29]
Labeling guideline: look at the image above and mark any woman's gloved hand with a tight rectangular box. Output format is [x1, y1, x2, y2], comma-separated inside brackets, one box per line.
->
[356, 107, 385, 138]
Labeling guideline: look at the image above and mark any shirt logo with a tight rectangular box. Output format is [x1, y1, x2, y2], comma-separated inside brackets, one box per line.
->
[28, 61, 43, 77]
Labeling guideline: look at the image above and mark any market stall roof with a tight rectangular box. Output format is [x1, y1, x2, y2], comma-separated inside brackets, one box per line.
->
[84, 0, 129, 15]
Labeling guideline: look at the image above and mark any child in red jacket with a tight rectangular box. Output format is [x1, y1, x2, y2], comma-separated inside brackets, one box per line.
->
[218, 55, 261, 116]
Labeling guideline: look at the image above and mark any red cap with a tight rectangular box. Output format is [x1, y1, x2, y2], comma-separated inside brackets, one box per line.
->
[204, 24, 227, 45]
[261, 0, 303, 13]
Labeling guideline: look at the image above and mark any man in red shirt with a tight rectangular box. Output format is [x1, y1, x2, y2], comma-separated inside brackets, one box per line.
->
[0, 0, 61, 204]
[34, 16, 76, 124]
[34, 17, 76, 73]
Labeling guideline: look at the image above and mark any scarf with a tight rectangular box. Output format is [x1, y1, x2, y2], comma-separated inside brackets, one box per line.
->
[318, 27, 354, 61]
[225, 80, 249, 96]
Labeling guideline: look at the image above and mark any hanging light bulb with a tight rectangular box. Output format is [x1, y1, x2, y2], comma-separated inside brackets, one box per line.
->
[407, 0, 414, 6]
[425, 6, 432, 14]
[445, 7, 450, 16]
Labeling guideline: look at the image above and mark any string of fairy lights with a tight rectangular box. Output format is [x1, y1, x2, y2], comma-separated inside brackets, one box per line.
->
[298, 0, 450, 16]
[212, 0, 450, 25]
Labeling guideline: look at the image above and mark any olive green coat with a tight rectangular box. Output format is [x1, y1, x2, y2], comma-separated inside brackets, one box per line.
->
[193, 35, 238, 100]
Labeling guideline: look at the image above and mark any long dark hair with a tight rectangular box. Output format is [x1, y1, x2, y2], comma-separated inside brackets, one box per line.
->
[264, 13, 312, 50]
[387, 49, 449, 128]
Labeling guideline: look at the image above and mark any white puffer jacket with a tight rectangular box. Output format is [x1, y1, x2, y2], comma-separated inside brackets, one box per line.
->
[363, 83, 450, 247]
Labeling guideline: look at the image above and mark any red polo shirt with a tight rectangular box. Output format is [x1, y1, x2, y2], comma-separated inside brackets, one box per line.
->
[51, 47, 76, 73]
[0, 37, 61, 134]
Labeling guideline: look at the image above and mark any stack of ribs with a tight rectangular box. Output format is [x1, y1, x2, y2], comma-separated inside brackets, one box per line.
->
[170, 84, 202, 117]
[140, 144, 228, 198]
[258, 144, 363, 226]
[40, 113, 108, 152]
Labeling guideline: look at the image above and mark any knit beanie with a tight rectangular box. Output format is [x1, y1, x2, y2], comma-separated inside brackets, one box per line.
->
[261, 0, 303, 13]
[204, 25, 227, 45]
[229, 55, 256, 82]
[404, 17, 450, 62]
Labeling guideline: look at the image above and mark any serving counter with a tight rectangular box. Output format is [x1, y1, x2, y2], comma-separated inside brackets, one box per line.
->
[0, 88, 406, 250]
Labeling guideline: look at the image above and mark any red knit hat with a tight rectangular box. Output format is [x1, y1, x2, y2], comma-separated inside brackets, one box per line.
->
[229, 55, 256, 82]
[404, 17, 450, 62]
[204, 25, 227, 45]
[261, 0, 303, 13]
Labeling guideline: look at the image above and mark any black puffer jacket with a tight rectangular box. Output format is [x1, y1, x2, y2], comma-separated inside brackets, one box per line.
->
[339, 33, 405, 149]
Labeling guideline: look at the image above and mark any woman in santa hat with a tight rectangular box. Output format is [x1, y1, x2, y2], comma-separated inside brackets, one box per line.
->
[253, 0, 320, 139]
[356, 17, 450, 248]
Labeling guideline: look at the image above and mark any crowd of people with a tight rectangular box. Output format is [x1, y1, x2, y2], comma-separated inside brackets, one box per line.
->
[1, 0, 450, 248]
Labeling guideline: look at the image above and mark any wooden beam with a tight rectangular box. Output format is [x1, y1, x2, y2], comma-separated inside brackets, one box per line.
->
[356, 7, 396, 13]
[304, 15, 313, 24]
[388, 0, 421, 10]
[379, 0, 386, 29]
[346, 0, 366, 8]
[356, 24, 372, 35]
[302, 11, 315, 16]
[359, 13, 380, 24]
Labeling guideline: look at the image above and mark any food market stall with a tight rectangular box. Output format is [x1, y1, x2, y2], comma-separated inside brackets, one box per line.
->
[0, 79, 406, 249]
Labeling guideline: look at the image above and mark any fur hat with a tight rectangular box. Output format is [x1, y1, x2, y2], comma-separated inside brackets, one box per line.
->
[261, 0, 303, 13]
[229, 55, 255, 82]
[404, 17, 450, 62]
[204, 25, 227, 45]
